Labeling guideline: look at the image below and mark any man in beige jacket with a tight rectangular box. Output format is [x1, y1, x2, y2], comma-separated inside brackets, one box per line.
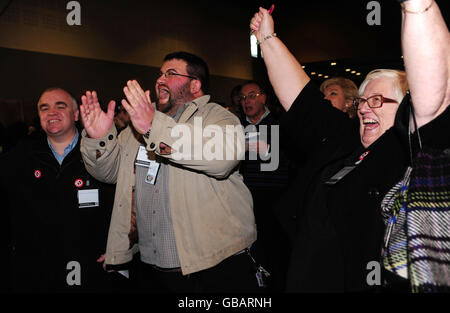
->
[79, 52, 259, 292]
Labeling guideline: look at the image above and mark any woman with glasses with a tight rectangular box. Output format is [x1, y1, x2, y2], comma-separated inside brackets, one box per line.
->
[249, 7, 411, 292]
[355, 69, 408, 148]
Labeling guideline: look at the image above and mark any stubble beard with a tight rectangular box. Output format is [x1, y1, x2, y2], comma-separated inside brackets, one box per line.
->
[156, 82, 191, 116]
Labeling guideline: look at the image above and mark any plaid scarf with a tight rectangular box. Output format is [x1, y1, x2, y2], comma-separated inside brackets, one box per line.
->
[384, 148, 450, 292]
[405, 148, 450, 292]
[381, 168, 411, 280]
[383, 94, 450, 292]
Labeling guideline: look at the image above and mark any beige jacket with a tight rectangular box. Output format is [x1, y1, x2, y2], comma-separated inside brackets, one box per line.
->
[80, 95, 256, 275]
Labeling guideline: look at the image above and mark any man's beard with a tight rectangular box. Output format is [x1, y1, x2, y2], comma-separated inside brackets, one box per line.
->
[156, 82, 191, 115]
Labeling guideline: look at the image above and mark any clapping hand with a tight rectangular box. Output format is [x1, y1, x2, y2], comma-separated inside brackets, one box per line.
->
[80, 91, 116, 139]
[121, 80, 155, 135]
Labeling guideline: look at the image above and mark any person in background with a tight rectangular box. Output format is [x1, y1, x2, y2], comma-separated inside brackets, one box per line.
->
[27, 116, 42, 135]
[114, 104, 131, 134]
[320, 77, 358, 118]
[239, 80, 292, 291]
[230, 84, 244, 118]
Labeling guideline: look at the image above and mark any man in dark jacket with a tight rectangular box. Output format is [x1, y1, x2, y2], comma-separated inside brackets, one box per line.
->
[239, 81, 293, 292]
[0, 88, 116, 292]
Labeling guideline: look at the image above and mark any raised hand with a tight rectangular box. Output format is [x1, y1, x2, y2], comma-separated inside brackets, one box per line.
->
[250, 6, 275, 41]
[80, 91, 115, 139]
[249, 5, 308, 111]
[121, 80, 155, 135]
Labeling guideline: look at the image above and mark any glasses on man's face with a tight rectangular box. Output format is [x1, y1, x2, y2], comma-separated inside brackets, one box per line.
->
[157, 70, 197, 80]
[353, 94, 397, 110]
[239, 92, 263, 102]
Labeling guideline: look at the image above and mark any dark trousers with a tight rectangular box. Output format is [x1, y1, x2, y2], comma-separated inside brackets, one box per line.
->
[250, 188, 291, 292]
[136, 251, 264, 293]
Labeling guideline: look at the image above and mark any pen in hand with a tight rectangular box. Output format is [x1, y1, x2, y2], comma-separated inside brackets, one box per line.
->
[250, 4, 275, 35]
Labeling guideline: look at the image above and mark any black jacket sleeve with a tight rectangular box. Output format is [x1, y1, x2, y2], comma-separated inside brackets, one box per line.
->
[280, 81, 360, 163]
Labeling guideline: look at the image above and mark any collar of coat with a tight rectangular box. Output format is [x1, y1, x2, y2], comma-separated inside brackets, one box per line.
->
[178, 95, 211, 123]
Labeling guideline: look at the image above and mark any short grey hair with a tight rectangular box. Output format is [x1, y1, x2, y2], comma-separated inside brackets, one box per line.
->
[358, 69, 408, 104]
[39, 87, 78, 112]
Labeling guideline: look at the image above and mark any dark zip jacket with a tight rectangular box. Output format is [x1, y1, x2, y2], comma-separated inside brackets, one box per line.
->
[0, 130, 115, 292]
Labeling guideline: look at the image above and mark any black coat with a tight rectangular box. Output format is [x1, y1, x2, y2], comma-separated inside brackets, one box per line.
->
[280, 82, 409, 292]
[240, 112, 292, 191]
[240, 112, 295, 291]
[0, 130, 115, 292]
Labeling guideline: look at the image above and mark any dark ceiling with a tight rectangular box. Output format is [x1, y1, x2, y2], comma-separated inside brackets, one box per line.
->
[137, 0, 448, 84]
[241, 0, 448, 84]
[0, 0, 448, 85]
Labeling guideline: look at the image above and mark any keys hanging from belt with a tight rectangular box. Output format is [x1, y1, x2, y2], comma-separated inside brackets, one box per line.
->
[245, 248, 271, 287]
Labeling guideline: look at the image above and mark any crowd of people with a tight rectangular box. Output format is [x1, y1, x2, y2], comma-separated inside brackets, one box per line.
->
[0, 0, 448, 293]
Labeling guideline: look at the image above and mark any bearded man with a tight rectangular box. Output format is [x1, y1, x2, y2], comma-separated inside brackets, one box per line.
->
[79, 52, 259, 293]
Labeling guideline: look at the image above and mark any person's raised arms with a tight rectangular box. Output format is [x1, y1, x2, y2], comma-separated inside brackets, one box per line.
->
[401, 0, 450, 127]
[250, 6, 310, 111]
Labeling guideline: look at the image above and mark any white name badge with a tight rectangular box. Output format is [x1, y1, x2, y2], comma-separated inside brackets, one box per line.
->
[145, 160, 160, 185]
[136, 145, 152, 166]
[136, 145, 160, 184]
[78, 189, 99, 208]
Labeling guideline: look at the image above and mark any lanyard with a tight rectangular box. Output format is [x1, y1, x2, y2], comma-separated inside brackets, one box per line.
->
[325, 150, 370, 185]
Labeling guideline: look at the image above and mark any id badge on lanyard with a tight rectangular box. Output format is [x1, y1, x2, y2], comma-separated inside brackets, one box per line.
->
[136, 145, 160, 185]
[325, 150, 370, 185]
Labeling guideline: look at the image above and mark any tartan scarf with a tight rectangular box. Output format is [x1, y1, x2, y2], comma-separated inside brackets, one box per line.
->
[383, 94, 450, 292]
[405, 147, 450, 292]
[381, 168, 410, 280]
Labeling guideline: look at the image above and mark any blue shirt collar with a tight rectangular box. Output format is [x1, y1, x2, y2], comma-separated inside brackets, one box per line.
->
[47, 129, 79, 165]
